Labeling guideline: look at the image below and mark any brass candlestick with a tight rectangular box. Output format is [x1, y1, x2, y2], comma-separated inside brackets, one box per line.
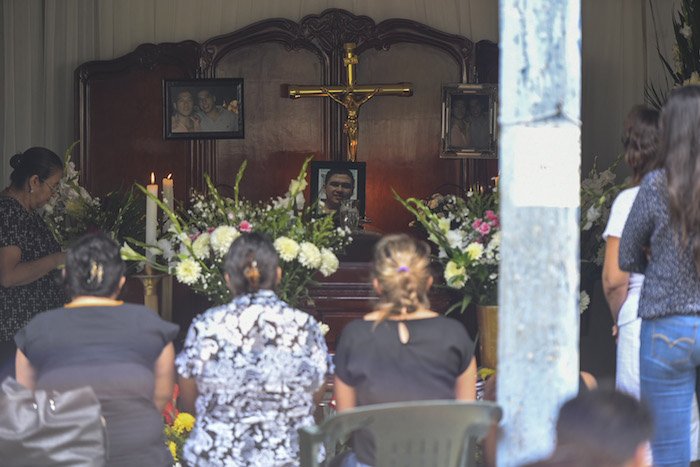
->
[134, 265, 164, 314]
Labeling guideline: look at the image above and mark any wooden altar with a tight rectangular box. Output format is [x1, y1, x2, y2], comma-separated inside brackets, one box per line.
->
[78, 9, 494, 343]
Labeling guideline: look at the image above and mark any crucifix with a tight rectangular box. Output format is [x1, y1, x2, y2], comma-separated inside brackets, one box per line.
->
[289, 43, 413, 162]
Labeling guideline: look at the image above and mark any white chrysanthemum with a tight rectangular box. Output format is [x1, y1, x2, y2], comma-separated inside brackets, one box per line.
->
[274, 236, 300, 262]
[191, 232, 211, 260]
[319, 248, 339, 277]
[319, 323, 330, 336]
[445, 230, 463, 250]
[298, 242, 322, 269]
[210, 226, 240, 257]
[176, 258, 202, 285]
[444, 260, 467, 289]
[466, 242, 484, 260]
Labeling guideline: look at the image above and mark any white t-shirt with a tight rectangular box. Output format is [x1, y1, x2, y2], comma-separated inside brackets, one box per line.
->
[603, 186, 644, 326]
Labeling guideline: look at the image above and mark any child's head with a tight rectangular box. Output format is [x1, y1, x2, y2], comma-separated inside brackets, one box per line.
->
[224, 232, 279, 295]
[372, 234, 432, 321]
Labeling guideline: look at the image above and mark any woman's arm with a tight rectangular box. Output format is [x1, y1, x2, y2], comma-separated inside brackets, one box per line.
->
[15, 349, 37, 390]
[178, 376, 199, 415]
[602, 237, 630, 324]
[0, 245, 65, 288]
[334, 375, 357, 412]
[152, 343, 175, 412]
[455, 356, 477, 401]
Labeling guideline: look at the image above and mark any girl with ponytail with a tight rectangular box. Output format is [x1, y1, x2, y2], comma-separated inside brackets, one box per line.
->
[176, 232, 330, 466]
[333, 234, 477, 467]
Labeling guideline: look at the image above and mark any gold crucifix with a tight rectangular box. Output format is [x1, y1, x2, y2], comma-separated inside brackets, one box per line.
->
[289, 43, 413, 162]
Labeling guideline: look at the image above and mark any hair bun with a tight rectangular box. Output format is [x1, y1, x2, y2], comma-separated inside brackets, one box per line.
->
[9, 152, 23, 169]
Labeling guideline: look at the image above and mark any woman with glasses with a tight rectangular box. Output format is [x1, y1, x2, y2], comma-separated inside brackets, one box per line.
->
[0, 147, 66, 380]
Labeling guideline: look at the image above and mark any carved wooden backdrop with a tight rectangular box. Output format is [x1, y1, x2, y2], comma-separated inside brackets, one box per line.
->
[75, 9, 497, 234]
[75, 9, 498, 338]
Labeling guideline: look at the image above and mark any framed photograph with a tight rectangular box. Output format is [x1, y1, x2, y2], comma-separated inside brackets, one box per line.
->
[440, 83, 497, 159]
[163, 78, 244, 140]
[310, 161, 366, 217]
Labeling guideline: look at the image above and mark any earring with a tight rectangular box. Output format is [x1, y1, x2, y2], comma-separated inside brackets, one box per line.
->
[29, 188, 34, 193]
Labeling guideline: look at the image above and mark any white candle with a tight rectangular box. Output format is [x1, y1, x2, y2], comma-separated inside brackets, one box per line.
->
[162, 173, 174, 230]
[146, 172, 158, 261]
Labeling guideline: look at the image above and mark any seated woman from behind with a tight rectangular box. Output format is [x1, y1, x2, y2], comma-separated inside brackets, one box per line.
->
[15, 233, 179, 467]
[334, 233, 477, 467]
[176, 232, 330, 466]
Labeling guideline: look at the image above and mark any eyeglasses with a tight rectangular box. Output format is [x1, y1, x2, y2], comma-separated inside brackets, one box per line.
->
[44, 180, 59, 195]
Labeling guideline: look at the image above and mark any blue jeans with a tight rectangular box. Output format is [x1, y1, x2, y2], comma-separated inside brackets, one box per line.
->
[640, 316, 700, 466]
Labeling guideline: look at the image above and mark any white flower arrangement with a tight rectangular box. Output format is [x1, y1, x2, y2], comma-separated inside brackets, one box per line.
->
[398, 188, 500, 313]
[121, 156, 352, 307]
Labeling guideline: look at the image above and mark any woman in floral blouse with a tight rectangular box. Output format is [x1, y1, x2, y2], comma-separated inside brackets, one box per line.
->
[176, 232, 330, 466]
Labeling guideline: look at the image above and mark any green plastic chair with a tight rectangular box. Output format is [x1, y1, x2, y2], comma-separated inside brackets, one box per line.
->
[298, 400, 503, 467]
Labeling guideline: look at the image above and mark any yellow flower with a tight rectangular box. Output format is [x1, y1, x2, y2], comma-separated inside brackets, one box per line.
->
[168, 441, 178, 462]
[191, 232, 211, 260]
[319, 248, 339, 277]
[466, 242, 484, 260]
[444, 260, 467, 289]
[274, 236, 300, 262]
[174, 412, 196, 433]
[210, 226, 240, 257]
[298, 242, 322, 269]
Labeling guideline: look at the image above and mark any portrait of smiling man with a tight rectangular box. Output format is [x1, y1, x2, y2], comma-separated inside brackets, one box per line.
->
[195, 88, 239, 132]
[320, 168, 355, 214]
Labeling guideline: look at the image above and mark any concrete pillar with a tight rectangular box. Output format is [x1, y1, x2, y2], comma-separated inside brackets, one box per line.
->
[497, 1, 581, 465]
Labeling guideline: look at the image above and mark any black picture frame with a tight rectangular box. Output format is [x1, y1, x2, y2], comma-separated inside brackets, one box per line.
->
[310, 161, 366, 217]
[163, 78, 244, 140]
[440, 83, 497, 159]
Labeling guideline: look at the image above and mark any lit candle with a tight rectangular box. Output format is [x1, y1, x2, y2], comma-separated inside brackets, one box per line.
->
[162, 173, 174, 230]
[146, 172, 158, 261]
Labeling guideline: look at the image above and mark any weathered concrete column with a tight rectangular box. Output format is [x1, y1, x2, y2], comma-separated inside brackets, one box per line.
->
[497, 1, 581, 465]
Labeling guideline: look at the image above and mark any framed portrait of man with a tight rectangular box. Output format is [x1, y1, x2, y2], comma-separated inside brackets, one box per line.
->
[440, 83, 497, 159]
[163, 78, 244, 140]
[309, 161, 366, 217]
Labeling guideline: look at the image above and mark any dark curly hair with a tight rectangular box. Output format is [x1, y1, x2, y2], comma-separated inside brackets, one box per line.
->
[64, 233, 126, 298]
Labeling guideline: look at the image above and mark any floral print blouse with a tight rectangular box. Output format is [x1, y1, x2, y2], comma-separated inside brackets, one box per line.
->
[176, 289, 330, 467]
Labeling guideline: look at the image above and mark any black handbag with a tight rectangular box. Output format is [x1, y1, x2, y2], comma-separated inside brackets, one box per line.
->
[0, 377, 108, 467]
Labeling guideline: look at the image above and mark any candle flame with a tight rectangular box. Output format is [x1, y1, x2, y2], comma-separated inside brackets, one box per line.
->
[167, 173, 173, 180]
[150, 172, 155, 184]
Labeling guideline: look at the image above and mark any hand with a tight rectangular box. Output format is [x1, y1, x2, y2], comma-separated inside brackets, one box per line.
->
[611, 324, 619, 345]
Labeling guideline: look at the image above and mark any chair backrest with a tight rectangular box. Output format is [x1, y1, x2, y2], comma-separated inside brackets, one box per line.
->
[298, 400, 503, 467]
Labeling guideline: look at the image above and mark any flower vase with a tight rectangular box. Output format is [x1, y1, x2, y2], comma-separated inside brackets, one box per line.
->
[476, 304, 498, 369]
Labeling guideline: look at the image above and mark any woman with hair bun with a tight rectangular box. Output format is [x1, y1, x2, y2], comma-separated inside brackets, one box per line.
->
[15, 233, 179, 466]
[0, 147, 66, 379]
[333, 233, 477, 467]
[176, 232, 330, 466]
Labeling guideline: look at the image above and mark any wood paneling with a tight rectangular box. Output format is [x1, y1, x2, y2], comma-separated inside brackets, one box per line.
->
[75, 9, 496, 337]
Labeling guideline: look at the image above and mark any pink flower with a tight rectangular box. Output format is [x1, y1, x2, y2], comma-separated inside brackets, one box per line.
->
[189, 232, 201, 241]
[206, 227, 216, 234]
[239, 221, 252, 232]
[479, 222, 491, 235]
[472, 219, 483, 230]
[485, 210, 498, 221]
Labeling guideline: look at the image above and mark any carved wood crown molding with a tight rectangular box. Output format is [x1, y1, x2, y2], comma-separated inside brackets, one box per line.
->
[199, 9, 473, 81]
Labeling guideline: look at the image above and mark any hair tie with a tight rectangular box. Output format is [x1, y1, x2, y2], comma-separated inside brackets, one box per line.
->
[244, 260, 260, 290]
[398, 266, 409, 273]
[87, 261, 104, 285]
